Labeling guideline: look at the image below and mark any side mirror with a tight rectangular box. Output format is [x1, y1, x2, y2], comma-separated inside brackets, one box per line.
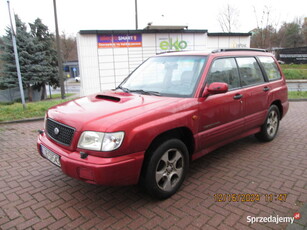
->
[202, 82, 228, 97]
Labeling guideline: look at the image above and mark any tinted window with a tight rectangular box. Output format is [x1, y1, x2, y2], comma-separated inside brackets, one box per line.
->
[236, 57, 264, 86]
[259, 56, 282, 81]
[207, 58, 240, 90]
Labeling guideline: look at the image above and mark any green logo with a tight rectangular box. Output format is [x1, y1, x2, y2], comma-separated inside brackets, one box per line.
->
[160, 38, 188, 51]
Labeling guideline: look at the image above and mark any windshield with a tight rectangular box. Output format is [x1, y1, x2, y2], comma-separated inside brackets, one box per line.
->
[118, 55, 207, 97]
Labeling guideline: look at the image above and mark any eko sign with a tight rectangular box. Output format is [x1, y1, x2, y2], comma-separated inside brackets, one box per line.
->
[160, 38, 188, 51]
[98, 34, 142, 48]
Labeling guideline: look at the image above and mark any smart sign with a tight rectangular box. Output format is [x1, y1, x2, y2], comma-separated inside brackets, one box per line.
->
[98, 34, 142, 48]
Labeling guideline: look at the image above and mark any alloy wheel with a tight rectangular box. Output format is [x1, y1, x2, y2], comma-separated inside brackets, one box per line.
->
[155, 148, 184, 192]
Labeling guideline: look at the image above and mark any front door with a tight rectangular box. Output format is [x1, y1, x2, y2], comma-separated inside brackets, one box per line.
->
[197, 57, 245, 151]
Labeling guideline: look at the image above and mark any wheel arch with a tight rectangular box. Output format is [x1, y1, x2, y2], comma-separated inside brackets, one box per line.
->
[271, 100, 283, 119]
[139, 127, 195, 182]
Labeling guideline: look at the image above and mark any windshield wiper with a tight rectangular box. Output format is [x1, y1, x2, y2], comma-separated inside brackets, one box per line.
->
[116, 85, 130, 93]
[129, 89, 161, 96]
[116, 86, 161, 96]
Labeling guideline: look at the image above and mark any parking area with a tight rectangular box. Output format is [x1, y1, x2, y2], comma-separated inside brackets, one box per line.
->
[0, 101, 306, 230]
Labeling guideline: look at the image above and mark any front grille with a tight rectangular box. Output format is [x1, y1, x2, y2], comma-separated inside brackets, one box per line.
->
[46, 118, 75, 146]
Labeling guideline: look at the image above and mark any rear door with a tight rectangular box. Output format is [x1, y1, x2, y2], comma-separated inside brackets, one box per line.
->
[235, 57, 269, 131]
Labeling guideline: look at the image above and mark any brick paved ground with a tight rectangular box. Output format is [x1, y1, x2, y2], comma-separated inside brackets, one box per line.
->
[0, 101, 306, 230]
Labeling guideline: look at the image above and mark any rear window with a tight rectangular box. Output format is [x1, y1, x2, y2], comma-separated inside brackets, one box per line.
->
[236, 57, 265, 86]
[258, 56, 282, 81]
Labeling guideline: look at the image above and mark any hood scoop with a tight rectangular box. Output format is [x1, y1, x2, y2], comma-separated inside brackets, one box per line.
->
[96, 94, 121, 102]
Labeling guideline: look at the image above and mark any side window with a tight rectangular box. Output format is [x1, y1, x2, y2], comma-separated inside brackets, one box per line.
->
[258, 56, 282, 81]
[206, 58, 240, 90]
[236, 57, 265, 86]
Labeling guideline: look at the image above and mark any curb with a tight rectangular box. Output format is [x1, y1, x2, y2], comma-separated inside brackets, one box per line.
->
[289, 98, 307, 102]
[0, 117, 44, 125]
[286, 80, 307, 83]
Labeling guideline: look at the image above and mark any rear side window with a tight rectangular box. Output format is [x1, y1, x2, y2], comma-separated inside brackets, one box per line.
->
[236, 57, 264, 86]
[206, 58, 240, 90]
[258, 56, 282, 81]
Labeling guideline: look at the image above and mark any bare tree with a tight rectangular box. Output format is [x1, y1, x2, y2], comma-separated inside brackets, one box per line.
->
[278, 18, 305, 48]
[217, 4, 239, 32]
[303, 17, 307, 45]
[251, 7, 305, 49]
[252, 5, 279, 49]
[60, 32, 78, 62]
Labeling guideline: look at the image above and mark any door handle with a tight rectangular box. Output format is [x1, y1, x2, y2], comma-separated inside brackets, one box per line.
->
[233, 94, 243, 100]
[263, 86, 270, 92]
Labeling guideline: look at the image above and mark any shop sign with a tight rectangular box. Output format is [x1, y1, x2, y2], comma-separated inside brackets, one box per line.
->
[98, 34, 142, 48]
[160, 38, 188, 51]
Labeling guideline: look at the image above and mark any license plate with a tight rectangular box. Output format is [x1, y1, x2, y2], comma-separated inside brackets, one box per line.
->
[41, 145, 61, 167]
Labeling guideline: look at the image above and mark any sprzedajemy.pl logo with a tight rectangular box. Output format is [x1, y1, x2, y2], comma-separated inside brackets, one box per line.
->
[247, 212, 301, 225]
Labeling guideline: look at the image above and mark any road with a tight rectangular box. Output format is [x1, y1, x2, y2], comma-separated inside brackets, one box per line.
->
[47, 78, 81, 96]
[287, 82, 307, 91]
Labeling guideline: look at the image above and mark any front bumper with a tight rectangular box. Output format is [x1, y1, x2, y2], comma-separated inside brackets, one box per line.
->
[37, 132, 144, 186]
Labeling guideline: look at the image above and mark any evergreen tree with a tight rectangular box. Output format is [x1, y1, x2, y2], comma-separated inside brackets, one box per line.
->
[0, 15, 59, 101]
[0, 15, 33, 91]
[0, 37, 5, 89]
[29, 18, 59, 99]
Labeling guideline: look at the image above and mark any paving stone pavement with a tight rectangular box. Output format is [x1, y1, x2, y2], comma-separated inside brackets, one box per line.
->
[0, 101, 306, 230]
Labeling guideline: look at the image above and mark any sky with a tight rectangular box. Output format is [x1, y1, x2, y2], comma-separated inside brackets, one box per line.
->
[0, 0, 306, 37]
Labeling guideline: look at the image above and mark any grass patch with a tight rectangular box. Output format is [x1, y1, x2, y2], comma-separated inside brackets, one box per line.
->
[281, 64, 307, 69]
[281, 64, 307, 80]
[48, 93, 75, 99]
[288, 91, 307, 99]
[0, 97, 76, 122]
[283, 69, 307, 80]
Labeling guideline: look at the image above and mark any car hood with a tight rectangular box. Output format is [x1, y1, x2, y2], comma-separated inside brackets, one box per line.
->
[47, 90, 181, 132]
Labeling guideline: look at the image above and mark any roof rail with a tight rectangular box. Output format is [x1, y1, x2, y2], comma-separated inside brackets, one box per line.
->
[212, 48, 268, 53]
[156, 50, 186, 55]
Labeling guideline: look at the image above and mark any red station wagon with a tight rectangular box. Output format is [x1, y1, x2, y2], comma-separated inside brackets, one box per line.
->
[37, 49, 289, 199]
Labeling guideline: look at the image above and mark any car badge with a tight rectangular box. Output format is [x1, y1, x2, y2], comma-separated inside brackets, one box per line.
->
[54, 127, 60, 135]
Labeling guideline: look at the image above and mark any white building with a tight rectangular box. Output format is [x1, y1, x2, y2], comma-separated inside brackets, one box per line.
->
[77, 27, 251, 96]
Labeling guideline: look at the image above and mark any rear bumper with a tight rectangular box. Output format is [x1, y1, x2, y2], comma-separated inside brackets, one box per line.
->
[37, 132, 144, 186]
[282, 100, 289, 119]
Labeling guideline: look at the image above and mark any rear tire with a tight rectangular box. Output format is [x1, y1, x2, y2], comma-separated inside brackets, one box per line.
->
[142, 139, 189, 199]
[255, 105, 280, 142]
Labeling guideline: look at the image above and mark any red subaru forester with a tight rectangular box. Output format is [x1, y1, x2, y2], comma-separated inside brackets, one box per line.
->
[37, 49, 289, 199]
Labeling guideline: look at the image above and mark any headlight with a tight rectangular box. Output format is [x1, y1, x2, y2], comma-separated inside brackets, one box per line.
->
[102, 132, 125, 151]
[77, 131, 124, 151]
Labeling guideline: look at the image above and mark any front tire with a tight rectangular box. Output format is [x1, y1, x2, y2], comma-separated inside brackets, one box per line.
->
[255, 105, 280, 142]
[143, 139, 189, 199]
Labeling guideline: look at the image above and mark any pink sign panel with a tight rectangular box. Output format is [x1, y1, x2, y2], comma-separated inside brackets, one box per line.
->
[98, 34, 142, 48]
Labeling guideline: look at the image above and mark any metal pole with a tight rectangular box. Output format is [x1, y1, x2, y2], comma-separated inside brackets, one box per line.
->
[7, 0, 26, 109]
[135, 0, 138, 30]
[49, 84, 52, 99]
[53, 0, 65, 99]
